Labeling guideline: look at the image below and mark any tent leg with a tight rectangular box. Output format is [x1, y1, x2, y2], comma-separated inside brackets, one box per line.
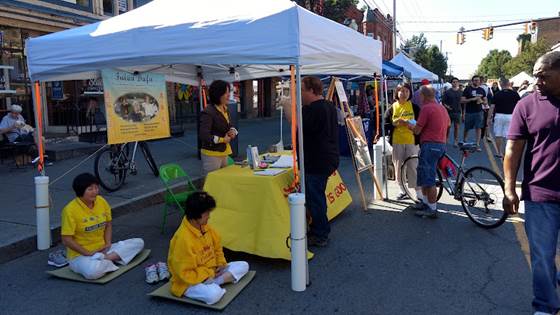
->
[294, 65, 310, 287]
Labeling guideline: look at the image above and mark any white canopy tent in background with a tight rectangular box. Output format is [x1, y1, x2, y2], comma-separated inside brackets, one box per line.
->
[509, 71, 534, 87]
[390, 52, 438, 82]
[25, 0, 383, 284]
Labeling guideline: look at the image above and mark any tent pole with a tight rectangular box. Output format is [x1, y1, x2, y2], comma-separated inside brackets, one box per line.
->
[382, 76, 390, 200]
[295, 65, 309, 287]
[32, 81, 45, 176]
[197, 73, 203, 160]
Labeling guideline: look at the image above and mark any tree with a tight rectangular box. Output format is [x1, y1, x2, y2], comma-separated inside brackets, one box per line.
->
[504, 39, 551, 77]
[400, 33, 448, 79]
[476, 49, 512, 79]
[323, 0, 359, 22]
[294, 0, 358, 22]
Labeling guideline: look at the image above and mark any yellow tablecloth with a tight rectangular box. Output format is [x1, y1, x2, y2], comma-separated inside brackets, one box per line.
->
[204, 164, 352, 260]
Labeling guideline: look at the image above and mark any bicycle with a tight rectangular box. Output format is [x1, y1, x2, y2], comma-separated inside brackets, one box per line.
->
[94, 141, 159, 192]
[400, 142, 507, 229]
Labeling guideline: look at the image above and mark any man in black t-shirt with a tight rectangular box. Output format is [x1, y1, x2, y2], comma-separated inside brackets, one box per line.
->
[301, 76, 339, 247]
[493, 78, 521, 157]
[442, 77, 463, 146]
[461, 75, 487, 150]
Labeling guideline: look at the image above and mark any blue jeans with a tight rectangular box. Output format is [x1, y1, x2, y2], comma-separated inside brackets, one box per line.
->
[305, 173, 330, 240]
[417, 143, 446, 187]
[525, 201, 560, 313]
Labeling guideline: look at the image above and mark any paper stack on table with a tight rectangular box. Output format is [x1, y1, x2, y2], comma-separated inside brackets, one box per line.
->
[270, 155, 293, 168]
[253, 169, 287, 176]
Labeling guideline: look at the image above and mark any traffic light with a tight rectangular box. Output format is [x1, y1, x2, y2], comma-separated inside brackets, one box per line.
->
[482, 27, 493, 41]
[457, 32, 465, 45]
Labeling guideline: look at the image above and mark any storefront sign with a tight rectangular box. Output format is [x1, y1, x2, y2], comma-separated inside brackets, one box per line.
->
[101, 69, 170, 144]
[51, 81, 64, 100]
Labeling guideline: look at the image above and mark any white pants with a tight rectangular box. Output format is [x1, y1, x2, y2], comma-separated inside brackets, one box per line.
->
[184, 261, 249, 305]
[201, 154, 228, 176]
[493, 113, 512, 138]
[69, 238, 144, 280]
[392, 144, 419, 190]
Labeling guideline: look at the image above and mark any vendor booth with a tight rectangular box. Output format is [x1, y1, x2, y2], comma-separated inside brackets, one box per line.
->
[26, 0, 382, 261]
[390, 52, 438, 82]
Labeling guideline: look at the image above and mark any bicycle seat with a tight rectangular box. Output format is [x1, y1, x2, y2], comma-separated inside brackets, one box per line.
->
[458, 142, 478, 153]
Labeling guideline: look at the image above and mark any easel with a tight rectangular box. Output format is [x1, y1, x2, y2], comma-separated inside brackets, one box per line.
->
[326, 77, 383, 210]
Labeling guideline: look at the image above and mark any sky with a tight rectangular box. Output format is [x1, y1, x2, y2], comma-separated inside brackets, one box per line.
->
[358, 0, 559, 79]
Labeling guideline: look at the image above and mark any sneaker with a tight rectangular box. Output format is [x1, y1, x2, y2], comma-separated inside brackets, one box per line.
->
[145, 264, 159, 284]
[47, 249, 68, 268]
[396, 192, 410, 200]
[156, 262, 170, 281]
[415, 206, 438, 219]
[409, 202, 425, 211]
[307, 235, 328, 247]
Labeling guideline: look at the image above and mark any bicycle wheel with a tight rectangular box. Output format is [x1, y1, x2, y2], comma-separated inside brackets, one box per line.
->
[94, 146, 127, 192]
[140, 141, 159, 177]
[459, 166, 507, 229]
[400, 155, 444, 202]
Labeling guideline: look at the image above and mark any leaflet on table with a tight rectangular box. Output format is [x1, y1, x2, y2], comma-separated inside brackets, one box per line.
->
[270, 155, 293, 168]
[253, 169, 287, 176]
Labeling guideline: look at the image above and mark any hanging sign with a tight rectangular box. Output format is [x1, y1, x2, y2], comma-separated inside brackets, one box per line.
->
[102, 69, 170, 144]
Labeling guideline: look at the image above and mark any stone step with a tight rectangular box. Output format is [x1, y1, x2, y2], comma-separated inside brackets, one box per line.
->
[45, 142, 103, 161]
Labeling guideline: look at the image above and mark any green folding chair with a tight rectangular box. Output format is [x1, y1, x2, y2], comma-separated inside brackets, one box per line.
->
[227, 156, 235, 166]
[159, 163, 197, 233]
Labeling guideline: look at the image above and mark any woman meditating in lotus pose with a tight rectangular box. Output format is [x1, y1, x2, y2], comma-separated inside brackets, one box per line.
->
[61, 173, 144, 279]
[168, 191, 249, 305]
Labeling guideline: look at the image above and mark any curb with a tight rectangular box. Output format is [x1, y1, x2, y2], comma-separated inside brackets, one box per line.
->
[0, 177, 205, 264]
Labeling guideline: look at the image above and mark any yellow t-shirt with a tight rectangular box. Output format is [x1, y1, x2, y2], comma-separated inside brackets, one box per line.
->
[391, 100, 415, 145]
[201, 105, 232, 157]
[167, 217, 227, 297]
[61, 196, 112, 260]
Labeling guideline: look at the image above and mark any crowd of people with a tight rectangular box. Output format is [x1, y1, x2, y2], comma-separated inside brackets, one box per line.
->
[51, 50, 560, 313]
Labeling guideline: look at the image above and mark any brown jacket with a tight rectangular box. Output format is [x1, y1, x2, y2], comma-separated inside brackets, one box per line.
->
[199, 104, 232, 152]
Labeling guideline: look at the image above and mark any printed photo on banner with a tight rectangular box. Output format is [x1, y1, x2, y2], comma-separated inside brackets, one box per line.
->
[102, 69, 170, 144]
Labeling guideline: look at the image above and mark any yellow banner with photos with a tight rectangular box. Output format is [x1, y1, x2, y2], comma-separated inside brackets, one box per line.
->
[102, 69, 170, 144]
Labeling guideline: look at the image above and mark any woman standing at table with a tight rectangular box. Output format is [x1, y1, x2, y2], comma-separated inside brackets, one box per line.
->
[383, 83, 421, 201]
[199, 80, 238, 176]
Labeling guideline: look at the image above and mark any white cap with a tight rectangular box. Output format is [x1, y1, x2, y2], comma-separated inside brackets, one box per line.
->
[10, 104, 22, 113]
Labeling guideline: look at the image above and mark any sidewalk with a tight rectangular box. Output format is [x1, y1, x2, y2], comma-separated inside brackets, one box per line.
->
[0, 116, 288, 262]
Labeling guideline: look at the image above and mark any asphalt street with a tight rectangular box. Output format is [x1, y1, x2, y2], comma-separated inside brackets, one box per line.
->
[0, 133, 535, 314]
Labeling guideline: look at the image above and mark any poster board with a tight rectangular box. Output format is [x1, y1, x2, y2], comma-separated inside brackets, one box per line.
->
[102, 69, 170, 144]
[345, 116, 372, 172]
[326, 77, 383, 209]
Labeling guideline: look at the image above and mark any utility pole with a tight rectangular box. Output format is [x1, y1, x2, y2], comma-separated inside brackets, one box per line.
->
[392, 0, 396, 57]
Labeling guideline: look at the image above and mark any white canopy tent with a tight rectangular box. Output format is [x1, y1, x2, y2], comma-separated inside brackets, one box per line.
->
[26, 0, 382, 83]
[509, 71, 534, 87]
[390, 52, 438, 82]
[25, 0, 383, 276]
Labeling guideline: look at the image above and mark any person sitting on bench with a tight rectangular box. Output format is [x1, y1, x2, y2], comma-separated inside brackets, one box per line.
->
[168, 191, 249, 305]
[61, 173, 144, 280]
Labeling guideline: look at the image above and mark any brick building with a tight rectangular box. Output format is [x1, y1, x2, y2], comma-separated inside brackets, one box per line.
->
[0, 0, 149, 133]
[362, 8, 394, 60]
[535, 16, 560, 48]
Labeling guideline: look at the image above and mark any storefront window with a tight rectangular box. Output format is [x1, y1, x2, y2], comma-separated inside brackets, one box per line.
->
[103, 0, 114, 15]
[76, 0, 90, 7]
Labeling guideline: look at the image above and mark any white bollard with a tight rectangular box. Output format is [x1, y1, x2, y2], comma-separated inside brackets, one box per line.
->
[35, 176, 51, 250]
[288, 193, 306, 292]
[373, 142, 385, 200]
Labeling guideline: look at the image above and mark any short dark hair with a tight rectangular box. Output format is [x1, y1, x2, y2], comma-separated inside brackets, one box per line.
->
[302, 76, 323, 96]
[538, 51, 560, 70]
[394, 83, 412, 102]
[184, 191, 216, 220]
[451, 77, 459, 82]
[72, 173, 99, 197]
[208, 80, 230, 105]
[471, 75, 481, 81]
